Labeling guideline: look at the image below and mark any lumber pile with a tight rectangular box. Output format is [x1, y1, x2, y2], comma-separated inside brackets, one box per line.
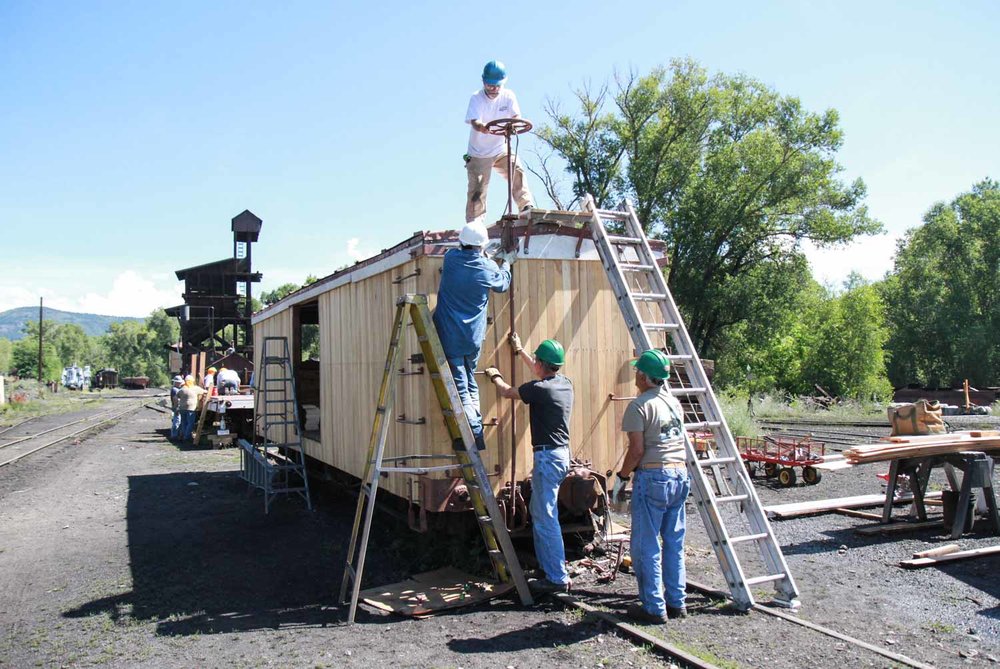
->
[843, 431, 1000, 464]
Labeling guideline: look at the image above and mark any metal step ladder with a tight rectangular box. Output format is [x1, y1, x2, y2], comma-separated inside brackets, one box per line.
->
[583, 194, 800, 610]
[340, 294, 533, 624]
[241, 336, 312, 513]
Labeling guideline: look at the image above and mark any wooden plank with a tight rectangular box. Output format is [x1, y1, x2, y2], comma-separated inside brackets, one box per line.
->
[359, 567, 513, 617]
[855, 519, 942, 536]
[766, 491, 942, 519]
[900, 545, 1000, 569]
[912, 544, 960, 559]
[192, 392, 211, 445]
[835, 508, 883, 521]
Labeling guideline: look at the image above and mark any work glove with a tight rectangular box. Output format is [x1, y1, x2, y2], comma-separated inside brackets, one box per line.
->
[495, 250, 517, 267]
[484, 367, 504, 383]
[509, 332, 523, 354]
[611, 472, 630, 504]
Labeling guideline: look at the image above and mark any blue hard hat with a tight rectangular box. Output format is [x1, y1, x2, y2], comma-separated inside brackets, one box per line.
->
[482, 60, 507, 85]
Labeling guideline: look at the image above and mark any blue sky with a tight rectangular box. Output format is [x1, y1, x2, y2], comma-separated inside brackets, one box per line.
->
[1, 0, 997, 316]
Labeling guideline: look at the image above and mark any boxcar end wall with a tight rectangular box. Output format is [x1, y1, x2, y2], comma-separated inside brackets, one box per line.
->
[252, 232, 648, 503]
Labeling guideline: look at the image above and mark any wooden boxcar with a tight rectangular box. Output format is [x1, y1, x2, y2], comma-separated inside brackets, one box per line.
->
[252, 227, 666, 513]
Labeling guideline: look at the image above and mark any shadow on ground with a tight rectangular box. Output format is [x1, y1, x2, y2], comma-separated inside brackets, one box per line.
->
[62, 469, 362, 635]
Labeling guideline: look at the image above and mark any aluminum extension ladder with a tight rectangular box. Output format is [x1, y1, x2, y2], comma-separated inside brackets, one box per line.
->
[241, 336, 313, 513]
[340, 294, 533, 624]
[583, 194, 800, 610]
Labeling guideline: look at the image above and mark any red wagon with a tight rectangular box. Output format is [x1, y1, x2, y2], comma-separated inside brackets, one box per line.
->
[737, 436, 826, 487]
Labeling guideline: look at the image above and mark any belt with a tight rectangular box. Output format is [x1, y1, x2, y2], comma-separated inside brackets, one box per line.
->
[640, 462, 686, 470]
[532, 444, 567, 452]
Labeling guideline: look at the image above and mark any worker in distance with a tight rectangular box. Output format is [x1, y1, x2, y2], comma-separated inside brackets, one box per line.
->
[613, 350, 691, 623]
[485, 334, 573, 595]
[464, 59, 534, 222]
[433, 220, 516, 451]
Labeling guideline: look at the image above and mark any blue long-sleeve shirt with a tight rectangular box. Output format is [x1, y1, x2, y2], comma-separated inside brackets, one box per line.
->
[432, 247, 511, 358]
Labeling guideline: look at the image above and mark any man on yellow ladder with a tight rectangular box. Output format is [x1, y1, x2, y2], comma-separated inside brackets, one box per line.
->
[485, 333, 573, 595]
[433, 221, 515, 450]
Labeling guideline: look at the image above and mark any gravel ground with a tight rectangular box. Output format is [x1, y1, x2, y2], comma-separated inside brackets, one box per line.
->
[0, 405, 997, 668]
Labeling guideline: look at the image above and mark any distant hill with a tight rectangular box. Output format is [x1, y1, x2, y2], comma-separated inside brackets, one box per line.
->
[0, 307, 144, 340]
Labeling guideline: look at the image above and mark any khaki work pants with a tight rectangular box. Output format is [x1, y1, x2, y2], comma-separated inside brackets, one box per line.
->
[465, 153, 534, 222]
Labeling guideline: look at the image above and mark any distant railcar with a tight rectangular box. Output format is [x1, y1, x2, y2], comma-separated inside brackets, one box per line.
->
[91, 369, 120, 389]
[119, 376, 150, 390]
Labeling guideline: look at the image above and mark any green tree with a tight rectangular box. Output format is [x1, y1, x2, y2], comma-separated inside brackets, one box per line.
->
[143, 308, 179, 386]
[261, 283, 302, 306]
[11, 338, 61, 380]
[800, 275, 892, 399]
[0, 338, 12, 374]
[51, 324, 90, 368]
[536, 60, 881, 358]
[884, 179, 1000, 387]
[104, 321, 155, 379]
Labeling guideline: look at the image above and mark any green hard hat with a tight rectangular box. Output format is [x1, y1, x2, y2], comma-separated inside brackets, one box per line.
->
[534, 339, 565, 366]
[632, 349, 671, 380]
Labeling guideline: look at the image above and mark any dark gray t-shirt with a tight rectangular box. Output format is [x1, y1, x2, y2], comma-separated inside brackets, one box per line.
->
[517, 374, 573, 448]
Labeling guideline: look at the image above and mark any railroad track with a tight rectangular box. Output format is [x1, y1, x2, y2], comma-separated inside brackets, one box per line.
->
[0, 415, 45, 438]
[0, 401, 149, 468]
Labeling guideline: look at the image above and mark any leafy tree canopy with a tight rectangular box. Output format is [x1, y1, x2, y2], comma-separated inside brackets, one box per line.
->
[884, 179, 1000, 387]
[535, 59, 882, 357]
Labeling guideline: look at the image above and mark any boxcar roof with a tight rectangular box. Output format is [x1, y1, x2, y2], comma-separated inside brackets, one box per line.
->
[252, 225, 666, 323]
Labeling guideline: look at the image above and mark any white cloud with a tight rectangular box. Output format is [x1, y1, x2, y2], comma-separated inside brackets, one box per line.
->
[72, 270, 182, 317]
[346, 237, 375, 262]
[802, 234, 899, 288]
[0, 269, 182, 317]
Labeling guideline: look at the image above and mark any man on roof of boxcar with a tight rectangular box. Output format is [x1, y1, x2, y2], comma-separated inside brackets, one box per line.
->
[433, 220, 515, 451]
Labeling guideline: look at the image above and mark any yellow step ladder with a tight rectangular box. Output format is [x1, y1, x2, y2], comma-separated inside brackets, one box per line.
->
[339, 294, 533, 623]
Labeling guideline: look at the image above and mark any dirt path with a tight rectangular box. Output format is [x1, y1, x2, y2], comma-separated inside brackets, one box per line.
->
[0, 403, 997, 668]
[0, 405, 671, 668]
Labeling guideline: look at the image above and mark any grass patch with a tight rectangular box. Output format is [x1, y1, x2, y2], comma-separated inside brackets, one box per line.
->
[0, 380, 105, 426]
[926, 620, 955, 634]
[718, 391, 761, 438]
[751, 391, 885, 422]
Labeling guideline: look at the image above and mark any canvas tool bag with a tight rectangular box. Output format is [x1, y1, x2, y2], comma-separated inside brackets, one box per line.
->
[888, 400, 946, 436]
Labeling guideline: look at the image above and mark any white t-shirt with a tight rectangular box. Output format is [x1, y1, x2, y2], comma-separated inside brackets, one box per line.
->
[217, 369, 241, 386]
[465, 88, 521, 158]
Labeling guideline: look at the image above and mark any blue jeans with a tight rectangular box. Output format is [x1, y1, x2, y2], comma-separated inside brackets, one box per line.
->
[180, 410, 197, 441]
[531, 446, 571, 585]
[631, 468, 690, 615]
[447, 353, 483, 440]
[170, 409, 182, 439]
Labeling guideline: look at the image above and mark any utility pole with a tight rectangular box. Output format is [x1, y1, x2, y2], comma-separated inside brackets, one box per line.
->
[37, 297, 43, 384]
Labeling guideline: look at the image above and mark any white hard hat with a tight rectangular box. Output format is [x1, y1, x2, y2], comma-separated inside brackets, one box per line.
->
[458, 221, 489, 247]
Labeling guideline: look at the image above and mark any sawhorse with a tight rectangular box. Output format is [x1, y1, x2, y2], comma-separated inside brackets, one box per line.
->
[882, 450, 1000, 539]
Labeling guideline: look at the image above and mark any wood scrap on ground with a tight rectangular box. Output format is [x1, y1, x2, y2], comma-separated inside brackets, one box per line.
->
[766, 491, 942, 519]
[855, 519, 942, 536]
[834, 508, 883, 520]
[912, 544, 960, 559]
[358, 567, 512, 618]
[900, 545, 1000, 569]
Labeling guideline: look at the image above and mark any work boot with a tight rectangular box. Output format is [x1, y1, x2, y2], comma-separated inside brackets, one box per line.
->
[474, 432, 487, 451]
[528, 578, 571, 596]
[626, 603, 668, 624]
[667, 605, 687, 619]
